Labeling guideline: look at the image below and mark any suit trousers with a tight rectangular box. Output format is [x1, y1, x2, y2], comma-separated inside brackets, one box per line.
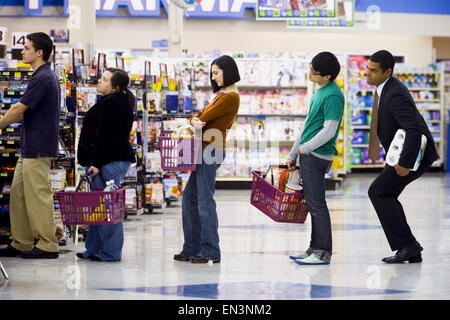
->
[368, 162, 431, 251]
[10, 157, 59, 252]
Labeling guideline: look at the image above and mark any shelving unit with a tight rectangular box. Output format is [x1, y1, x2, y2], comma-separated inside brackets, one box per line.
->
[184, 57, 346, 189]
[0, 71, 28, 244]
[346, 55, 445, 171]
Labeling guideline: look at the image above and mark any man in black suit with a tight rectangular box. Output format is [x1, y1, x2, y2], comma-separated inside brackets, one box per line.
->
[366, 50, 439, 264]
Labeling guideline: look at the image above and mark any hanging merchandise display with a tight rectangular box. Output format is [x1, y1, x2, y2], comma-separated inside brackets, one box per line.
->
[256, 0, 336, 20]
[287, 0, 355, 28]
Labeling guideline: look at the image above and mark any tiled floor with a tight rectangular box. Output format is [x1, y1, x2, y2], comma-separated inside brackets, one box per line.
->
[1, 172, 450, 300]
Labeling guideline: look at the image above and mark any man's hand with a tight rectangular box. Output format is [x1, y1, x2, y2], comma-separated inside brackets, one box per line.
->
[286, 159, 296, 171]
[297, 146, 304, 154]
[0, 102, 27, 129]
[394, 164, 410, 177]
[88, 166, 100, 176]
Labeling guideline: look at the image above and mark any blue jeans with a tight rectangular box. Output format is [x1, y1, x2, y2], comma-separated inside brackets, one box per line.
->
[180, 146, 224, 261]
[82, 161, 131, 261]
[299, 154, 333, 260]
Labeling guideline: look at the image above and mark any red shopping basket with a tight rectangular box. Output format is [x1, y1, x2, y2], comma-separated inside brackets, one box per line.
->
[158, 130, 202, 171]
[55, 186, 127, 225]
[250, 167, 308, 224]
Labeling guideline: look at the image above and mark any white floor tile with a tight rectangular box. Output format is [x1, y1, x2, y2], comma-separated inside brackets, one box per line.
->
[1, 172, 449, 300]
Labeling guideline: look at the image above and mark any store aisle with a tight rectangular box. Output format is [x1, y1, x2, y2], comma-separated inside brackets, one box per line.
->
[0, 173, 450, 300]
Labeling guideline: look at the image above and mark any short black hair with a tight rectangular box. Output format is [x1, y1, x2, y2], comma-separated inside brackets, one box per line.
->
[369, 50, 395, 73]
[311, 52, 341, 81]
[210, 55, 240, 93]
[26, 32, 53, 62]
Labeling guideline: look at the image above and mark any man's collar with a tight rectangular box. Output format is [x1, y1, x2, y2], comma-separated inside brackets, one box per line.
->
[376, 76, 390, 97]
[33, 62, 50, 75]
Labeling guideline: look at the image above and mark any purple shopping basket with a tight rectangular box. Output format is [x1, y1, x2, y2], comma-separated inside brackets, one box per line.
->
[55, 186, 126, 225]
[250, 170, 308, 224]
[158, 130, 202, 171]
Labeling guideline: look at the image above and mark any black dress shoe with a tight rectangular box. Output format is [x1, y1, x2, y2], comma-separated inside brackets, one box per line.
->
[382, 242, 423, 264]
[0, 245, 22, 257]
[174, 254, 190, 262]
[408, 253, 422, 263]
[21, 247, 59, 259]
[76, 253, 96, 260]
[190, 256, 220, 264]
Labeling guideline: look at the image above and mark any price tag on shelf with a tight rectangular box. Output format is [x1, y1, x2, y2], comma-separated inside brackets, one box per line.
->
[0, 27, 7, 45]
[12, 32, 28, 49]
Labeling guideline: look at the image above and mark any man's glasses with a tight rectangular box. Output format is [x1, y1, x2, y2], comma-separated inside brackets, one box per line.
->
[309, 63, 321, 76]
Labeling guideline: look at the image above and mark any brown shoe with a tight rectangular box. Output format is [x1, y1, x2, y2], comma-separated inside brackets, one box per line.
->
[190, 256, 220, 264]
[173, 254, 190, 262]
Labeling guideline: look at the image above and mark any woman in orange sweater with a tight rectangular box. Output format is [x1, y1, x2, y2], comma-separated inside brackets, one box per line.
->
[174, 55, 240, 264]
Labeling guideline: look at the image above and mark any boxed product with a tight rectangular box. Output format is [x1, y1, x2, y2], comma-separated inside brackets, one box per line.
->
[125, 188, 137, 210]
[49, 169, 66, 192]
[351, 111, 367, 125]
[351, 148, 363, 165]
[351, 130, 366, 144]
[144, 182, 164, 206]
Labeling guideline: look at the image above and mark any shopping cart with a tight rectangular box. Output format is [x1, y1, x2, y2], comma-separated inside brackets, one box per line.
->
[250, 165, 308, 224]
[0, 261, 7, 280]
[158, 130, 202, 171]
[55, 175, 126, 225]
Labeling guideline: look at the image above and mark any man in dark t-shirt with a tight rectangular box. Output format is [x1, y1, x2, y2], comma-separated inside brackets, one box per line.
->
[0, 32, 60, 259]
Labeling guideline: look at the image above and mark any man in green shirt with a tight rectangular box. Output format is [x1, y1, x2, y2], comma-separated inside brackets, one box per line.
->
[287, 52, 344, 265]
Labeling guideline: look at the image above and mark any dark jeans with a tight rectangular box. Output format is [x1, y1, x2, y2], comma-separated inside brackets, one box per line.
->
[180, 145, 224, 261]
[299, 153, 333, 259]
[368, 162, 431, 251]
[82, 161, 131, 261]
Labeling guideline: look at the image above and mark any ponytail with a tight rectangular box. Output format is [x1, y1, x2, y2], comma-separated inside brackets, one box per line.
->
[125, 88, 136, 111]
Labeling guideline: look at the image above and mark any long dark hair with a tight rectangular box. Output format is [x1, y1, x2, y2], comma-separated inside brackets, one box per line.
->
[210, 55, 241, 93]
[106, 67, 136, 110]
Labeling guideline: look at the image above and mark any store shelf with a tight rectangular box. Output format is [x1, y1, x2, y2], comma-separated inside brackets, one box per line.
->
[415, 99, 440, 103]
[351, 164, 384, 168]
[346, 55, 445, 172]
[351, 144, 369, 148]
[408, 88, 440, 91]
[216, 177, 252, 182]
[236, 114, 307, 117]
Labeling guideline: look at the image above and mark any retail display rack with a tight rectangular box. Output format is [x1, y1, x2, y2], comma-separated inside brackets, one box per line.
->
[0, 64, 80, 244]
[346, 55, 445, 171]
[179, 57, 347, 190]
[0, 70, 30, 244]
[441, 60, 450, 171]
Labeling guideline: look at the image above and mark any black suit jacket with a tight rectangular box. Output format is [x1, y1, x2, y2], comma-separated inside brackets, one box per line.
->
[377, 76, 438, 169]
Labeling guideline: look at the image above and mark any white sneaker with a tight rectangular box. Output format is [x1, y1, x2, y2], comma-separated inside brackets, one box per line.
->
[294, 254, 329, 265]
[289, 247, 313, 261]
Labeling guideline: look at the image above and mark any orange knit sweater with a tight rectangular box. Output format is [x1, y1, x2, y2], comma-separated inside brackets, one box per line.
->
[189, 91, 240, 147]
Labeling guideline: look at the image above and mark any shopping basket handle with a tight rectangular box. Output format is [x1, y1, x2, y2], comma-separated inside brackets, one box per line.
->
[269, 165, 300, 169]
[75, 173, 95, 192]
